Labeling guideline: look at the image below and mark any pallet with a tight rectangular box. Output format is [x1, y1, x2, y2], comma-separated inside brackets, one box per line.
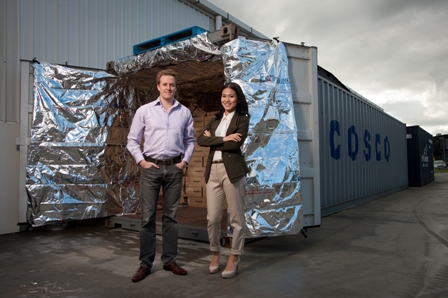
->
[105, 206, 227, 243]
[133, 26, 208, 55]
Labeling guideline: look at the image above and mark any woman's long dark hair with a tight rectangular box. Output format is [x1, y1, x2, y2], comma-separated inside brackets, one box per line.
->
[216, 82, 250, 118]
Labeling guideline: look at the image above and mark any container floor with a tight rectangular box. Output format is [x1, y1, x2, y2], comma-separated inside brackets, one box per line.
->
[105, 206, 228, 242]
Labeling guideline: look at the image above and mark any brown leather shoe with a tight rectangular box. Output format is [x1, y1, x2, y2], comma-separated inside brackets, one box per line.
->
[132, 266, 151, 282]
[163, 262, 188, 275]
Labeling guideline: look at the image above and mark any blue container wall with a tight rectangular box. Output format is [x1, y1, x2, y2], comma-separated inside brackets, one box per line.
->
[318, 78, 408, 216]
[406, 126, 434, 186]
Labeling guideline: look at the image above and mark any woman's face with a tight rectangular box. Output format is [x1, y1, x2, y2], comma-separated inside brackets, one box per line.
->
[221, 87, 238, 115]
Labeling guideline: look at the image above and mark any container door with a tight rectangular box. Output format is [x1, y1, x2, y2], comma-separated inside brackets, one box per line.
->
[284, 43, 321, 227]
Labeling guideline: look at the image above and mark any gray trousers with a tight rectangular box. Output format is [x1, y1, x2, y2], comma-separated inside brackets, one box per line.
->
[139, 164, 183, 268]
[206, 163, 246, 255]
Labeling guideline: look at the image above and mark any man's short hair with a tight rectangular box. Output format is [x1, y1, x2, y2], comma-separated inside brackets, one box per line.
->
[156, 69, 177, 85]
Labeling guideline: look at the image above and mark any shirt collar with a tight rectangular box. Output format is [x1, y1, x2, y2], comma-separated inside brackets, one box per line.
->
[155, 97, 179, 108]
[223, 110, 236, 120]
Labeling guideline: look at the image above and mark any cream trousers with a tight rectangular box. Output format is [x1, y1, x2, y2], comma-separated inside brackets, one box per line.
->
[206, 163, 246, 255]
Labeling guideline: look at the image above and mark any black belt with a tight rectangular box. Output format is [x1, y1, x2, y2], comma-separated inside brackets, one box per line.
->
[212, 160, 224, 164]
[144, 155, 182, 166]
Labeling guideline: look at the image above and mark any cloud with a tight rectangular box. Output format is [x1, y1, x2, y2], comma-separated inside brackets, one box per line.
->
[208, 0, 448, 134]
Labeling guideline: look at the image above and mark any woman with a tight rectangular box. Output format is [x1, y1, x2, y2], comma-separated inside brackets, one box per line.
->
[197, 82, 250, 279]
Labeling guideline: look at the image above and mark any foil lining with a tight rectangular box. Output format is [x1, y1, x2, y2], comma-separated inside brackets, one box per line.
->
[220, 38, 302, 236]
[114, 33, 222, 75]
[27, 63, 118, 226]
[27, 32, 302, 237]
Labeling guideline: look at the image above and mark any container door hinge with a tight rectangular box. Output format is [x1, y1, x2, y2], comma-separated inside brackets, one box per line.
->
[16, 137, 29, 151]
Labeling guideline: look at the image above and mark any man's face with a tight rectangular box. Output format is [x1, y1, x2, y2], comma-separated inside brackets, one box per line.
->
[157, 75, 177, 101]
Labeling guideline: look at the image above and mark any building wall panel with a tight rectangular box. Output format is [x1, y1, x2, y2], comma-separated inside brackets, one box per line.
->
[3, 0, 20, 123]
[18, 0, 214, 69]
[0, 0, 6, 122]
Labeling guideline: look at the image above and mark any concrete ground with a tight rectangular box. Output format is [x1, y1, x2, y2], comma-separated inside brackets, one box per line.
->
[1, 173, 448, 298]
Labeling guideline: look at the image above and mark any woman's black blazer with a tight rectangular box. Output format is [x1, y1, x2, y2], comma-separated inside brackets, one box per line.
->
[197, 113, 250, 184]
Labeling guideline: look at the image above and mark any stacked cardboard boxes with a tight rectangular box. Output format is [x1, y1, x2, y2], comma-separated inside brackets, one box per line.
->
[185, 111, 207, 208]
[184, 110, 227, 209]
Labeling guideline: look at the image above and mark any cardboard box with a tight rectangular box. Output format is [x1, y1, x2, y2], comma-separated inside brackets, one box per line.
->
[192, 109, 206, 117]
[187, 196, 207, 208]
[188, 156, 203, 167]
[193, 145, 204, 157]
[194, 127, 205, 138]
[186, 176, 204, 184]
[200, 177, 207, 188]
[188, 166, 205, 177]
[185, 186, 203, 198]
[193, 117, 205, 128]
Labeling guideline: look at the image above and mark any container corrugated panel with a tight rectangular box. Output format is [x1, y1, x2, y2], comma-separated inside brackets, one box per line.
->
[406, 126, 434, 186]
[318, 77, 408, 216]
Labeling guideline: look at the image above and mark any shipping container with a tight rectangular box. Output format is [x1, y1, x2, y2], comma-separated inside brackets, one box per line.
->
[433, 133, 448, 163]
[407, 125, 434, 186]
[318, 69, 408, 215]
[19, 26, 409, 241]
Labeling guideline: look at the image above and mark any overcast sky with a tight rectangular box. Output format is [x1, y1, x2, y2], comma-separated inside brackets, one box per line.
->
[208, 0, 448, 135]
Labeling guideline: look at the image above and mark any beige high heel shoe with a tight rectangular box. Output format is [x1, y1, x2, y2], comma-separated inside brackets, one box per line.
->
[209, 253, 220, 274]
[221, 256, 240, 278]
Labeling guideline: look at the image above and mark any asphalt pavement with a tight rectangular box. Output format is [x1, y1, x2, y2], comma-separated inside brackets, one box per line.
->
[1, 173, 447, 298]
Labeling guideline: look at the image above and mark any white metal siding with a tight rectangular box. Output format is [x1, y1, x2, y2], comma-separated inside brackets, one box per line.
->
[1, 0, 20, 123]
[1, 0, 21, 235]
[18, 0, 214, 68]
[0, 0, 5, 122]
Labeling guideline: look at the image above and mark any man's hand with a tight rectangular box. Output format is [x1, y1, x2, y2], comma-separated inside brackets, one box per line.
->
[139, 160, 159, 169]
[176, 160, 188, 170]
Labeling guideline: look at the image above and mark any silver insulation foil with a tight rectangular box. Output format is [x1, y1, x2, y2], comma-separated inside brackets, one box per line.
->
[27, 32, 302, 237]
[27, 63, 117, 225]
[220, 38, 302, 237]
[114, 33, 222, 75]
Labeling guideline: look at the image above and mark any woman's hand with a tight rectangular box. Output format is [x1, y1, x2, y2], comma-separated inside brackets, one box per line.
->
[223, 133, 242, 143]
[203, 130, 211, 137]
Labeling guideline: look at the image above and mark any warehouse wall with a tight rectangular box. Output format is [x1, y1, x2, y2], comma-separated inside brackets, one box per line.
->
[18, 0, 215, 69]
[0, 0, 21, 235]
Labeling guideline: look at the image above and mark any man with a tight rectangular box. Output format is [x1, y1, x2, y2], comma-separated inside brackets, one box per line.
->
[127, 69, 195, 282]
